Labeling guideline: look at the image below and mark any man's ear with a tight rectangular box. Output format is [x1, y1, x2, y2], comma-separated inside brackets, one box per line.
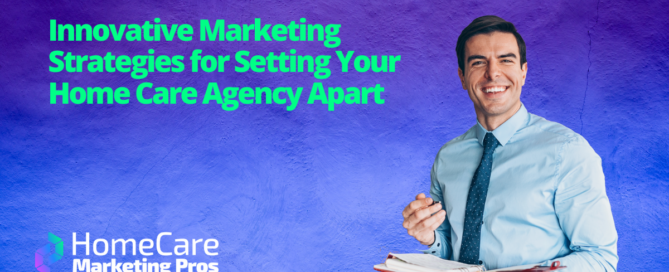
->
[521, 62, 528, 86]
[458, 68, 466, 90]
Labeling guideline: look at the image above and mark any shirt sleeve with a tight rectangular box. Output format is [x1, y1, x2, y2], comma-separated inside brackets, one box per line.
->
[420, 157, 453, 260]
[546, 136, 618, 271]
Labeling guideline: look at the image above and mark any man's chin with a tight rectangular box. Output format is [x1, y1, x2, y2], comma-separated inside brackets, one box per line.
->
[480, 102, 517, 117]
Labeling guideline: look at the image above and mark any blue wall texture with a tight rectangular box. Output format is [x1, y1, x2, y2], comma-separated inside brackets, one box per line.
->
[1, 0, 668, 271]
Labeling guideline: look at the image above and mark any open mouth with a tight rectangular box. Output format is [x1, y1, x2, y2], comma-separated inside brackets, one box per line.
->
[482, 86, 509, 93]
[481, 86, 509, 97]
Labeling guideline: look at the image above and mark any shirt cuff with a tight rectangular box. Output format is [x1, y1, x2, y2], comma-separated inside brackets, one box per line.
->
[419, 230, 443, 257]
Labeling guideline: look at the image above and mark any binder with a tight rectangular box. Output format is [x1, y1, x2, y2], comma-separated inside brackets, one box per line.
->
[494, 261, 566, 271]
[373, 253, 567, 272]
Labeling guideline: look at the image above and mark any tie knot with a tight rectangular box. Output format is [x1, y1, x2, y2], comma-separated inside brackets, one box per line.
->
[483, 133, 499, 153]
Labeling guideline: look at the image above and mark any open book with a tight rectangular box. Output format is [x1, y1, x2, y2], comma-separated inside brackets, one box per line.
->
[373, 253, 566, 272]
[373, 253, 484, 272]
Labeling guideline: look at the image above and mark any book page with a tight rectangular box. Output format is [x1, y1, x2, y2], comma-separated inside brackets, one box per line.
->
[488, 264, 538, 271]
[374, 263, 405, 272]
[391, 254, 483, 272]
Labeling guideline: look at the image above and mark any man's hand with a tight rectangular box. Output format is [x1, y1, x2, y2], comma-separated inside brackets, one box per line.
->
[402, 193, 446, 246]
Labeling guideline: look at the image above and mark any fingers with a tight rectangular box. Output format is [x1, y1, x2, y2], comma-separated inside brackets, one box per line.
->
[410, 210, 446, 235]
[415, 193, 426, 200]
[402, 197, 434, 219]
[402, 194, 447, 245]
[406, 210, 446, 244]
[424, 210, 446, 231]
[404, 202, 443, 229]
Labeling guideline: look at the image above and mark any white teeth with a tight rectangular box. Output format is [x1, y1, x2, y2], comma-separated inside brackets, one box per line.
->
[484, 87, 506, 93]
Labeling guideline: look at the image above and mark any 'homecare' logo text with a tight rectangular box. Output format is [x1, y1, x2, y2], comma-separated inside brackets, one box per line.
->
[65, 232, 218, 272]
[35, 232, 64, 272]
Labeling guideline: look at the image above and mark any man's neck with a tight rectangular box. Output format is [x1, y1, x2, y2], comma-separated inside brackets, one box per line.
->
[476, 103, 522, 131]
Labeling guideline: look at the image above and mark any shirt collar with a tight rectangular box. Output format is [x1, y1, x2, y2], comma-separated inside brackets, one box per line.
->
[475, 103, 529, 147]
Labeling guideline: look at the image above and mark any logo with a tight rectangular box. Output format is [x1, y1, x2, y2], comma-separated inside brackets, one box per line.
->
[35, 232, 63, 272]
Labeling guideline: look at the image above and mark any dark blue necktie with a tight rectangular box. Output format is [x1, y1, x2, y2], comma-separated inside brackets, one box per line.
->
[459, 132, 499, 265]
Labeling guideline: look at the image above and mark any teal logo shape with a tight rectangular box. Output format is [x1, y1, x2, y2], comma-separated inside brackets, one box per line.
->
[35, 232, 63, 272]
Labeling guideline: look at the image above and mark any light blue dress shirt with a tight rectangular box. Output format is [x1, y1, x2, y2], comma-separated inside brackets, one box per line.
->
[422, 104, 618, 271]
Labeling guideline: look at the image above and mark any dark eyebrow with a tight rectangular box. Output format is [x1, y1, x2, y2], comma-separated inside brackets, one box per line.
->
[467, 55, 486, 63]
[499, 53, 517, 59]
[467, 53, 517, 64]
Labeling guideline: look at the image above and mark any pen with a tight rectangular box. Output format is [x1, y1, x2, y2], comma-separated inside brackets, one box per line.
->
[430, 201, 442, 216]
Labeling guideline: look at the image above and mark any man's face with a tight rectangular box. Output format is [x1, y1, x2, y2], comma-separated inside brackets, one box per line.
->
[458, 31, 527, 119]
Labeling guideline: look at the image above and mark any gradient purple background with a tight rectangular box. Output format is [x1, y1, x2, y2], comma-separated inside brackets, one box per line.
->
[1, 0, 668, 271]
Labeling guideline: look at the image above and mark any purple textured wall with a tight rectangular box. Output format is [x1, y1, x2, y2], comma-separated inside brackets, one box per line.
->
[1, 0, 668, 271]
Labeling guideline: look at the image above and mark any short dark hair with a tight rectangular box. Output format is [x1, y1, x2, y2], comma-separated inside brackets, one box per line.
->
[456, 15, 527, 72]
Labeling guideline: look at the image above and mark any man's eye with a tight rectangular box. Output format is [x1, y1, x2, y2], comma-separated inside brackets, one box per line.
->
[502, 59, 512, 63]
[473, 61, 484, 65]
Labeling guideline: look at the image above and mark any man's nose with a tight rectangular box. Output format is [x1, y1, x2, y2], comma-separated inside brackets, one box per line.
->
[485, 60, 502, 80]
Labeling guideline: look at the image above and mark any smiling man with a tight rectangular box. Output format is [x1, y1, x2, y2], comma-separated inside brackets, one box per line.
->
[401, 16, 618, 271]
